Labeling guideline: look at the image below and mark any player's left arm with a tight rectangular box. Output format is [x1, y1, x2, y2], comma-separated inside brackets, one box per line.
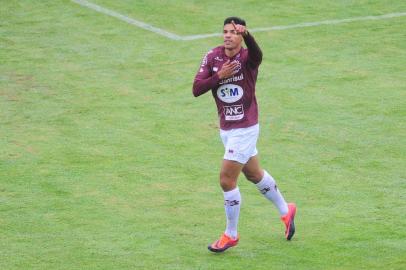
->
[243, 32, 263, 68]
[232, 21, 263, 68]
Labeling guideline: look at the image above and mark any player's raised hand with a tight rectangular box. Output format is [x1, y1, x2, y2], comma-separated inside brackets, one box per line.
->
[231, 20, 248, 36]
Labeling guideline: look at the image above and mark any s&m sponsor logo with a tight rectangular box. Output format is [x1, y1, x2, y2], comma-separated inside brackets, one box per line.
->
[217, 84, 243, 103]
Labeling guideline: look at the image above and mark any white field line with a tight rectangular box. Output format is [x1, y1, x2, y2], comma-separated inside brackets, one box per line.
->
[71, 0, 406, 41]
[71, 0, 183, 40]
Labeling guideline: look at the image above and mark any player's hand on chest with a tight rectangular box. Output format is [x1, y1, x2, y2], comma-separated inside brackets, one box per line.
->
[215, 59, 243, 80]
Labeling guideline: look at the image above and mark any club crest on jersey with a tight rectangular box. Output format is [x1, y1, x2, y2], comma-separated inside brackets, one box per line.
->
[233, 60, 242, 73]
[217, 84, 243, 103]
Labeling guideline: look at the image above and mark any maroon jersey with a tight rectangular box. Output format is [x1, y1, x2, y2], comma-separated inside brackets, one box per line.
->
[193, 33, 263, 130]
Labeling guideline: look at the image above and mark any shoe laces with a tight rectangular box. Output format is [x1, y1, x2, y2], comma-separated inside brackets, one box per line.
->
[217, 234, 232, 247]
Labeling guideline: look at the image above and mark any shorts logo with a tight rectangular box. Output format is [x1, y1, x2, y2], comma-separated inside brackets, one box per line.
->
[224, 104, 244, 121]
[217, 84, 243, 103]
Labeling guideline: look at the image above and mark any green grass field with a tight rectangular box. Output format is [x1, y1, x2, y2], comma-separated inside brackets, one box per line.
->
[1, 1, 405, 269]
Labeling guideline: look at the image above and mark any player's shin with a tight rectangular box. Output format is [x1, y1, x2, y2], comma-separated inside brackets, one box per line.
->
[223, 187, 241, 239]
[255, 171, 288, 216]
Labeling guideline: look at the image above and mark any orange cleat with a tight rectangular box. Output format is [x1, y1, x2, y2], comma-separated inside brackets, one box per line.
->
[208, 233, 239, 252]
[281, 203, 296, 240]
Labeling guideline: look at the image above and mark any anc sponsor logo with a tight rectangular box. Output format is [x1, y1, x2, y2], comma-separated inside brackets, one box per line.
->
[224, 104, 244, 121]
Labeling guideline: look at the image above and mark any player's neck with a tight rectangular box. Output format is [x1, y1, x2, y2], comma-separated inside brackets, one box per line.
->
[225, 46, 241, 58]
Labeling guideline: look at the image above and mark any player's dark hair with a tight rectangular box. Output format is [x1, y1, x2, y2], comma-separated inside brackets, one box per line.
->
[224, 17, 246, 26]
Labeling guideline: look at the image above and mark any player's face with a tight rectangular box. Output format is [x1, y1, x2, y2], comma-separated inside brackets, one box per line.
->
[223, 23, 243, 50]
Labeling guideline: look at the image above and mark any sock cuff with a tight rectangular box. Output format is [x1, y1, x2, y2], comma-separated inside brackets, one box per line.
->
[223, 187, 240, 199]
[255, 170, 275, 189]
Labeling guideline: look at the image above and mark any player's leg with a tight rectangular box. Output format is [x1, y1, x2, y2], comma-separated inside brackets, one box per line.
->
[220, 159, 243, 191]
[208, 159, 243, 253]
[220, 159, 244, 239]
[241, 155, 263, 184]
[243, 155, 288, 215]
[243, 155, 297, 240]
[209, 127, 249, 253]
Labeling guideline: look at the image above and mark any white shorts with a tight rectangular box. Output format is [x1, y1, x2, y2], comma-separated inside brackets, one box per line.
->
[220, 124, 259, 164]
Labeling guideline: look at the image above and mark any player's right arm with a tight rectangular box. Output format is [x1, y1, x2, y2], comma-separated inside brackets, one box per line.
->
[193, 53, 239, 97]
[193, 51, 219, 97]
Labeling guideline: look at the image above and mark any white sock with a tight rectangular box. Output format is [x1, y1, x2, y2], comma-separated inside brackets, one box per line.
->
[256, 170, 289, 216]
[223, 187, 241, 239]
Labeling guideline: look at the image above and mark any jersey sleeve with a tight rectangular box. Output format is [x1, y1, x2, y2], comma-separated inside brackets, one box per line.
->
[243, 32, 263, 69]
[192, 50, 220, 97]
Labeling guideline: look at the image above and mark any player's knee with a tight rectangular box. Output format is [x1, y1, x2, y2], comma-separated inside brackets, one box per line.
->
[243, 170, 263, 183]
[219, 171, 237, 191]
[219, 179, 237, 191]
[243, 172, 256, 182]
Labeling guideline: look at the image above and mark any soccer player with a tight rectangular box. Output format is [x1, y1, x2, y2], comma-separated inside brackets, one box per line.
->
[192, 17, 297, 253]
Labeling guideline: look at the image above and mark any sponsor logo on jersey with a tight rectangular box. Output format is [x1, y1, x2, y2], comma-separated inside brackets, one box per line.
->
[214, 56, 223, 61]
[224, 104, 244, 121]
[217, 84, 244, 103]
[219, 73, 244, 85]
